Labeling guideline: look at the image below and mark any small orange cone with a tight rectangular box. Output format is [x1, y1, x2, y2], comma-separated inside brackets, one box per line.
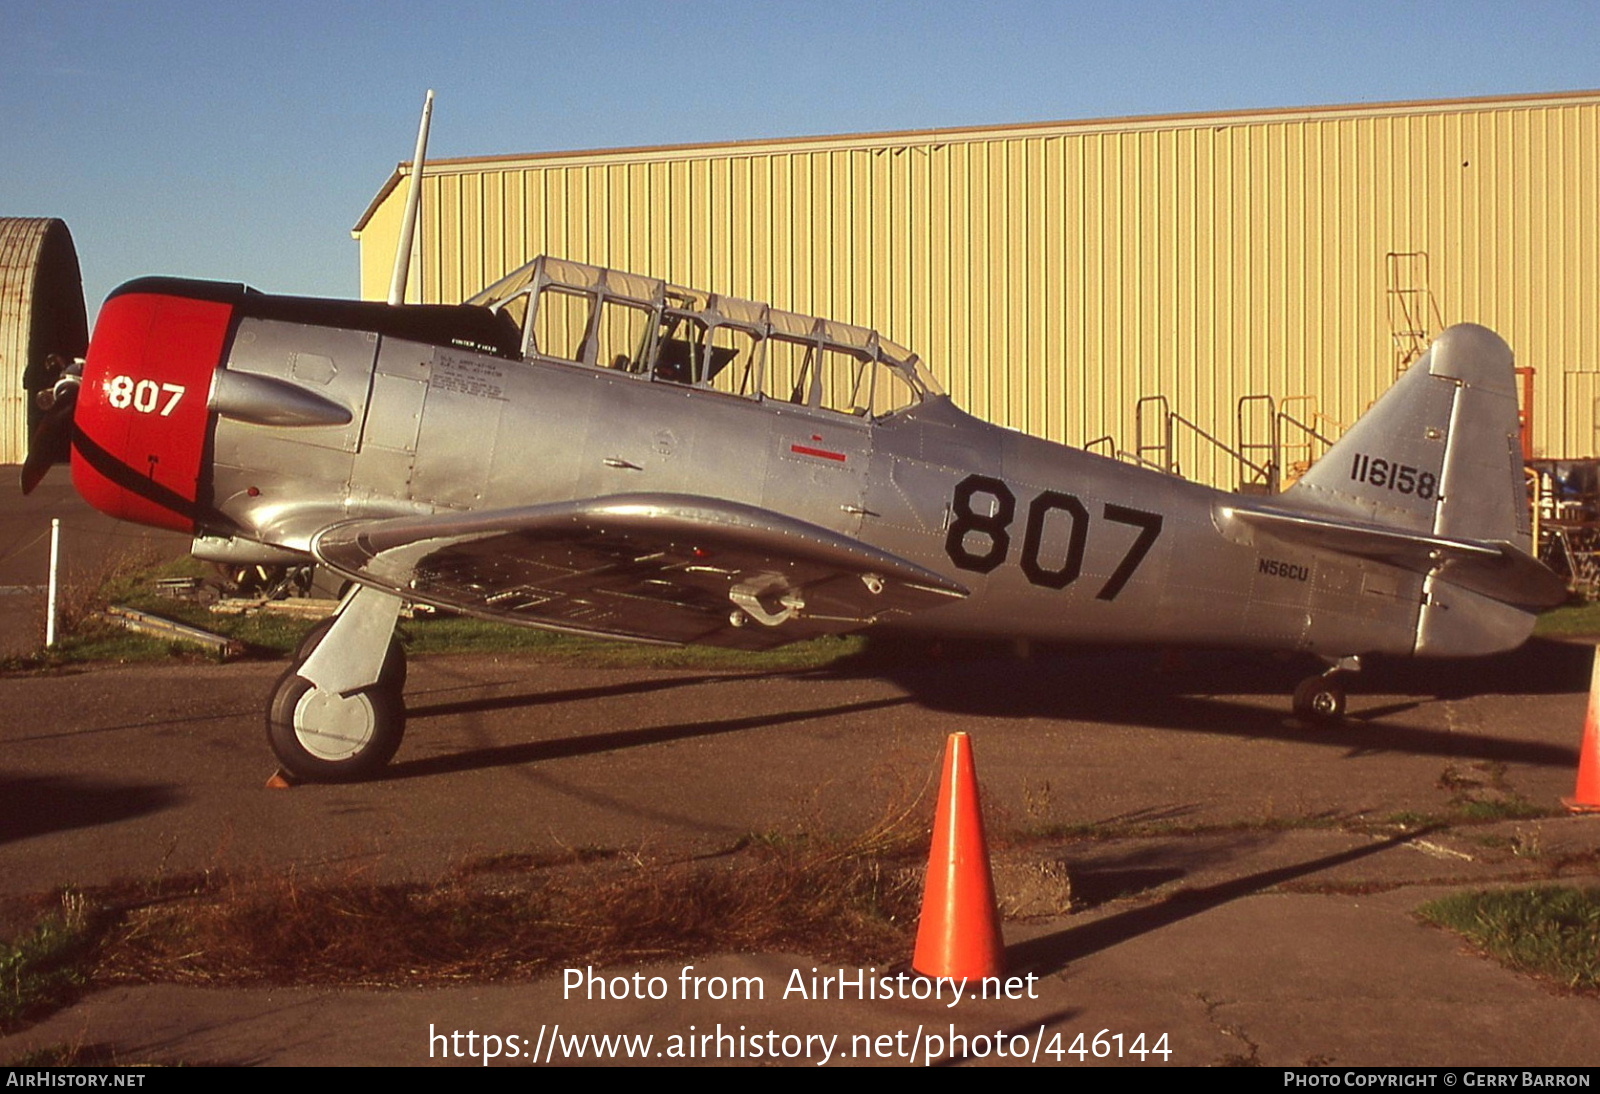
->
[1564, 648, 1600, 814]
[913, 732, 1004, 981]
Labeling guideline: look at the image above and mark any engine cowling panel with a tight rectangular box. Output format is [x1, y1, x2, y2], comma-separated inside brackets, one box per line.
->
[72, 287, 233, 532]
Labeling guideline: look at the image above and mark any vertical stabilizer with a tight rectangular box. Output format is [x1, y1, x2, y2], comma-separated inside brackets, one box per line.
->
[1285, 323, 1529, 553]
[1278, 324, 1544, 655]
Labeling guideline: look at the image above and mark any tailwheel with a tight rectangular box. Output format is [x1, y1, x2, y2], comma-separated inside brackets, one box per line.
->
[267, 668, 405, 782]
[1292, 674, 1347, 724]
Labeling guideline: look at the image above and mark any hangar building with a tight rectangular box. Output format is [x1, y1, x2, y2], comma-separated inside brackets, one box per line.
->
[0, 218, 86, 467]
[322, 92, 1600, 492]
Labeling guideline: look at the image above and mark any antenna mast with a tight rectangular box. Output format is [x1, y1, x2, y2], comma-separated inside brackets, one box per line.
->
[388, 89, 435, 306]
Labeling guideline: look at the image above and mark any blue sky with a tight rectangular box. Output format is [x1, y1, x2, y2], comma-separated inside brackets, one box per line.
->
[3, 1, 1596, 318]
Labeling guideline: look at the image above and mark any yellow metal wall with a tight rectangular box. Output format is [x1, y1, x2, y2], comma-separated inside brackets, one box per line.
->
[356, 93, 1600, 488]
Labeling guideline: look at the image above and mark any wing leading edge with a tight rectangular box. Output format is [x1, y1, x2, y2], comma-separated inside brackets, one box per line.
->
[310, 494, 968, 649]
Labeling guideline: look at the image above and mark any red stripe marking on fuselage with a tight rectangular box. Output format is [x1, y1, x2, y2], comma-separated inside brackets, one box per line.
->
[790, 444, 847, 462]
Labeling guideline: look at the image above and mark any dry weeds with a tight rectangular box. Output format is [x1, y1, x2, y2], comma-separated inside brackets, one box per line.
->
[87, 835, 924, 989]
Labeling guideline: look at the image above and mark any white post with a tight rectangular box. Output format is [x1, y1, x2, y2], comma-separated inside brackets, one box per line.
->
[45, 517, 61, 647]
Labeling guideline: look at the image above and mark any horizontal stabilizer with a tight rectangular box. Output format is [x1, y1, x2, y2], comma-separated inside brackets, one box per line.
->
[311, 494, 968, 649]
[1253, 322, 1564, 638]
[1221, 503, 1567, 611]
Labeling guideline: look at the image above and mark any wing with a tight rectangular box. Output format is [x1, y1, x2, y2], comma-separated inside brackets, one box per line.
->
[310, 493, 968, 649]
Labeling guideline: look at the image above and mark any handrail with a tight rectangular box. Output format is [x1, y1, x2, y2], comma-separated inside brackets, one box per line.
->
[1236, 393, 1280, 493]
[1117, 451, 1171, 473]
[1134, 395, 1174, 474]
[1166, 409, 1276, 487]
[1134, 392, 1275, 488]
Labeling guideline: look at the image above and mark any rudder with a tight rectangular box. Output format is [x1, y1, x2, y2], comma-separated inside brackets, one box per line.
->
[1286, 323, 1530, 554]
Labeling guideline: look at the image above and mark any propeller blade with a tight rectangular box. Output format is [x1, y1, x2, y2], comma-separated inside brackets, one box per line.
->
[20, 384, 77, 495]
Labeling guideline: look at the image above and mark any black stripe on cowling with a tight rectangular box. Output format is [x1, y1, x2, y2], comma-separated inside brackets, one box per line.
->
[70, 424, 209, 525]
[106, 277, 522, 359]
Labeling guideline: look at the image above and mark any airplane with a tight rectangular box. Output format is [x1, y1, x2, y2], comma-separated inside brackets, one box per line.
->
[17, 244, 1566, 781]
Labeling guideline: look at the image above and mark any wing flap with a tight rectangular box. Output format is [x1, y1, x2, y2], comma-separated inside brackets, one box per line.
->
[312, 493, 967, 649]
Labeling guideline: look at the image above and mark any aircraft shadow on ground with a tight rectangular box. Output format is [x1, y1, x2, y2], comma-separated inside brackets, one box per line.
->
[857, 641, 1585, 767]
[859, 636, 1592, 706]
[1056, 826, 1256, 907]
[388, 639, 1583, 777]
[385, 694, 915, 780]
[0, 774, 182, 845]
[1006, 832, 1414, 978]
[404, 670, 757, 719]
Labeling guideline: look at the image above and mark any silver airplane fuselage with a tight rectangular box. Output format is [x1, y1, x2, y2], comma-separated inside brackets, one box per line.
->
[208, 312, 1405, 659]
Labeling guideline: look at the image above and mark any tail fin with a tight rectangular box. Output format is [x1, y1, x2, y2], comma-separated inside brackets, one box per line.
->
[1287, 323, 1531, 552]
[1227, 324, 1563, 656]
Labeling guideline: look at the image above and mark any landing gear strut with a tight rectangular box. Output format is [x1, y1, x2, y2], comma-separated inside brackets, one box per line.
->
[1292, 655, 1360, 725]
[266, 586, 407, 781]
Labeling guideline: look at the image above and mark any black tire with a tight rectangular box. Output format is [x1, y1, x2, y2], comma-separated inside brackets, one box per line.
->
[293, 618, 407, 693]
[1293, 675, 1346, 723]
[292, 618, 336, 663]
[266, 669, 405, 782]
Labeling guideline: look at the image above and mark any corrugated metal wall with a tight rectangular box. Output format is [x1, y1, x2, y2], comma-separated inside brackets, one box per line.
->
[1, 218, 86, 466]
[356, 93, 1600, 489]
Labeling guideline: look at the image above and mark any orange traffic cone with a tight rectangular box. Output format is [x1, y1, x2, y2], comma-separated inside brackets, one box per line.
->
[913, 732, 1004, 981]
[1564, 648, 1600, 814]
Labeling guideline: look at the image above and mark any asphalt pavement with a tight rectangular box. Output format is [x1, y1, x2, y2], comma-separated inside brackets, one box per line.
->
[1, 642, 1598, 1066]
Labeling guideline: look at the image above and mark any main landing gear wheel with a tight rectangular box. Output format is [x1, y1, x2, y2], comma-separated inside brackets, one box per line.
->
[267, 623, 409, 782]
[267, 670, 405, 782]
[1293, 674, 1347, 724]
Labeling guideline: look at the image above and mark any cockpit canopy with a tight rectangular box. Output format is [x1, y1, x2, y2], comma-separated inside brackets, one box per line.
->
[468, 256, 941, 419]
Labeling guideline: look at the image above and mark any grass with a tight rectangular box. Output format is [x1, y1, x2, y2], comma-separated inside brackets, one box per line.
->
[0, 892, 103, 1033]
[1533, 601, 1600, 638]
[0, 832, 923, 1016]
[3, 1043, 139, 1067]
[0, 776, 933, 1038]
[3, 552, 272, 667]
[1368, 802, 1557, 833]
[400, 615, 871, 671]
[1375, 810, 1442, 831]
[1455, 798, 1555, 822]
[1434, 761, 1562, 824]
[2, 552, 885, 672]
[1419, 886, 1600, 992]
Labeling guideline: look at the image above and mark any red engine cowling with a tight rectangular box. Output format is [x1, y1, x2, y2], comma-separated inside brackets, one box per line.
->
[71, 285, 234, 533]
